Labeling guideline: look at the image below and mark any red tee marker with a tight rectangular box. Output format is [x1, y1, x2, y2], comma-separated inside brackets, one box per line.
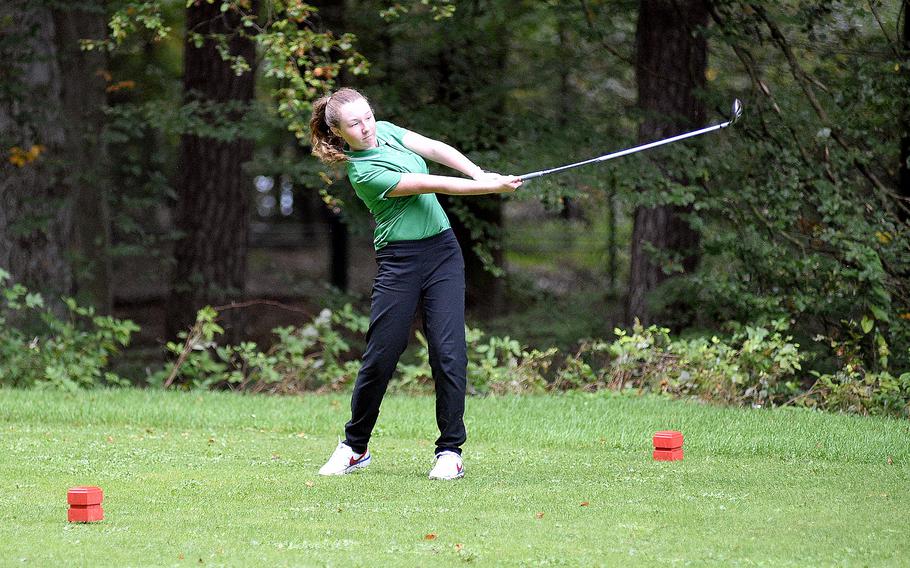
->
[652, 430, 684, 461]
[68, 486, 104, 523]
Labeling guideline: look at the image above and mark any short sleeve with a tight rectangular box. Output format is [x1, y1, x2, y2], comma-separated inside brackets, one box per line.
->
[350, 166, 402, 202]
[377, 121, 408, 146]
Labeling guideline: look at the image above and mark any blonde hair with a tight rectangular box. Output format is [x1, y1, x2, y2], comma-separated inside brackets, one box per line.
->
[310, 88, 369, 165]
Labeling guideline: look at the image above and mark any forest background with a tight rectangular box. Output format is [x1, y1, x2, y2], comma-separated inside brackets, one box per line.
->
[1, 0, 909, 416]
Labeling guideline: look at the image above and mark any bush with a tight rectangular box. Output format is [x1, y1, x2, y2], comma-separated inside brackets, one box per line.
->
[4, 280, 905, 418]
[604, 319, 804, 406]
[394, 326, 557, 394]
[804, 369, 910, 417]
[151, 305, 368, 392]
[0, 270, 139, 389]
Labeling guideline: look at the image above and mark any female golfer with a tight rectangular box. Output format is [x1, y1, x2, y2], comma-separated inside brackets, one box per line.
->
[311, 88, 520, 480]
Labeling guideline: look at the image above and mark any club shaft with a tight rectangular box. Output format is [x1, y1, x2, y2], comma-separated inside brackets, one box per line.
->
[520, 120, 733, 181]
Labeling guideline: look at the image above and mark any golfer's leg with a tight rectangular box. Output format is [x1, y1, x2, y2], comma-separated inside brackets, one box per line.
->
[422, 238, 468, 455]
[344, 256, 419, 453]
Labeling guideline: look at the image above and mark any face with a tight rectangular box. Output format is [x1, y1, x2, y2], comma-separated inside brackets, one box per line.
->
[331, 97, 377, 151]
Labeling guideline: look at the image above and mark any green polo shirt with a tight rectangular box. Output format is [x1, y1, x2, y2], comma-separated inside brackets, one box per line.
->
[346, 121, 451, 250]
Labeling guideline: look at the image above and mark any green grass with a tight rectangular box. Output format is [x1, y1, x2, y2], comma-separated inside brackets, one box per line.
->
[1, 388, 907, 566]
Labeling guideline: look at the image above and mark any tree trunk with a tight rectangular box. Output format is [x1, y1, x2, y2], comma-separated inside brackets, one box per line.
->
[432, 2, 511, 313]
[0, 2, 72, 309]
[607, 187, 617, 294]
[166, 0, 258, 340]
[53, 3, 113, 314]
[312, 0, 350, 292]
[626, 0, 707, 325]
[899, 0, 910, 224]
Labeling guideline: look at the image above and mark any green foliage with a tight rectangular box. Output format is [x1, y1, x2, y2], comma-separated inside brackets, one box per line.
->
[495, 1, 910, 375]
[674, 1, 910, 371]
[808, 367, 910, 417]
[0, 269, 139, 390]
[2, 282, 905, 416]
[392, 312, 909, 417]
[153, 304, 368, 391]
[379, 0, 456, 21]
[90, 0, 368, 141]
[606, 320, 805, 407]
[394, 327, 557, 393]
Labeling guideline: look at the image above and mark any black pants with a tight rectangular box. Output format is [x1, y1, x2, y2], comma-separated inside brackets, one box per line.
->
[344, 229, 467, 456]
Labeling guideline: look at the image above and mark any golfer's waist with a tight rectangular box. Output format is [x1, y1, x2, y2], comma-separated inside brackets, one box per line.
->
[379, 228, 456, 253]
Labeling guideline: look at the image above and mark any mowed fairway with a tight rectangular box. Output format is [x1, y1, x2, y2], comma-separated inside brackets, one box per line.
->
[0, 388, 907, 567]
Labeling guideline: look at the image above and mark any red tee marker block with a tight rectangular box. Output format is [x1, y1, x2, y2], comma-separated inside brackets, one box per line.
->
[652, 430, 684, 461]
[67, 486, 104, 523]
[652, 430, 683, 450]
[653, 448, 684, 461]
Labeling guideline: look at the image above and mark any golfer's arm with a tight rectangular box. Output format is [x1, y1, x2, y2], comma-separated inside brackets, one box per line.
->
[402, 131, 484, 179]
[388, 173, 507, 197]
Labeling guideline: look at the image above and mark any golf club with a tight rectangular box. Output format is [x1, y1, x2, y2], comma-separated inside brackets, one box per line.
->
[519, 99, 744, 181]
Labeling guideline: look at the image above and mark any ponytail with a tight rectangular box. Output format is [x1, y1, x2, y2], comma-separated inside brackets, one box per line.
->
[310, 88, 368, 165]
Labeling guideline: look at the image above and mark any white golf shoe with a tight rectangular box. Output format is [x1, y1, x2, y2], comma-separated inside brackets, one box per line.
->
[318, 440, 371, 476]
[428, 450, 464, 480]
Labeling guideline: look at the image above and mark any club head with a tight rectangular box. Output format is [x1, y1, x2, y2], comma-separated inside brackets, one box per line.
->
[730, 99, 743, 124]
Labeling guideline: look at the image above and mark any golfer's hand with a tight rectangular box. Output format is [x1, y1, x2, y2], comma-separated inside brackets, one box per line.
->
[491, 174, 521, 193]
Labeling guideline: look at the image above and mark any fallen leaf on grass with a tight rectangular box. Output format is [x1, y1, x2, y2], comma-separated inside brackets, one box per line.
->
[535, 512, 544, 519]
[305, 481, 314, 488]
[887, 456, 893, 465]
[424, 533, 437, 540]
[455, 543, 463, 551]
[106, 436, 114, 444]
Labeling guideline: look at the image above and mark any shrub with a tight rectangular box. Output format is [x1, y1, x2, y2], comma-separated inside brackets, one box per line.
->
[5, 280, 905, 418]
[605, 319, 804, 407]
[0, 269, 139, 389]
[802, 369, 910, 417]
[155, 304, 910, 416]
[394, 326, 556, 394]
[152, 305, 367, 392]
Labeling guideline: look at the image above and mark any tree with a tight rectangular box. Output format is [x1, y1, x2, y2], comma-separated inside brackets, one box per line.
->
[1, 1, 122, 318]
[165, 0, 259, 340]
[626, 0, 708, 324]
[0, 2, 72, 310]
[679, 1, 910, 371]
[54, 2, 113, 314]
[900, 0, 910, 224]
[312, 0, 350, 293]
[86, 0, 366, 339]
[348, 0, 517, 311]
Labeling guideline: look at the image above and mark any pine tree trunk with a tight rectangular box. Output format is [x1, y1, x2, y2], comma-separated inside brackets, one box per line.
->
[626, 0, 707, 325]
[53, 3, 113, 313]
[312, 0, 350, 292]
[0, 2, 72, 310]
[899, 0, 910, 223]
[166, 0, 258, 340]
